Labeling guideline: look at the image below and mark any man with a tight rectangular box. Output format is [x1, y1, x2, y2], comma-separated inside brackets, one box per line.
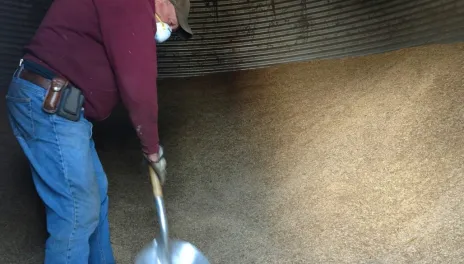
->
[4, 0, 192, 263]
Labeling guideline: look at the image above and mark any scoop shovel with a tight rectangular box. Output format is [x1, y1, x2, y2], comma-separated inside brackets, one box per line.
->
[135, 165, 210, 264]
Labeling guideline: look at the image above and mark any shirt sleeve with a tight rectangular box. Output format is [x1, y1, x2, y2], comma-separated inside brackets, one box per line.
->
[94, 0, 160, 155]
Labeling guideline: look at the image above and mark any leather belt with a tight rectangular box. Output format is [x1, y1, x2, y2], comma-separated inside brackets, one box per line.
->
[18, 68, 52, 90]
[16, 64, 84, 121]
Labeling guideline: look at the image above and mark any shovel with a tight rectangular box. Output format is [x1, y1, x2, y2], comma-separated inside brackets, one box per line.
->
[135, 165, 210, 264]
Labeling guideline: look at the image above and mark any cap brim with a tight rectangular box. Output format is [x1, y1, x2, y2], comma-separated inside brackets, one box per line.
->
[174, 8, 193, 40]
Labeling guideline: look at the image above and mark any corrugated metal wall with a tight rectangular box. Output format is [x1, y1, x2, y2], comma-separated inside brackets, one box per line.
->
[1, 0, 464, 83]
[158, 0, 464, 78]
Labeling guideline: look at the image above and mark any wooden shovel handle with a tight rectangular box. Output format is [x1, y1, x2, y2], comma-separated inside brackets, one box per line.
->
[149, 165, 163, 198]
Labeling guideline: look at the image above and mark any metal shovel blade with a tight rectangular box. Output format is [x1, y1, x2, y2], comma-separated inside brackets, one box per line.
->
[136, 165, 210, 264]
[135, 238, 210, 264]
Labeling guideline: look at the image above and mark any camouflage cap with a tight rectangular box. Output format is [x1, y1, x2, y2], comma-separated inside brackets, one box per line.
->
[168, 0, 193, 39]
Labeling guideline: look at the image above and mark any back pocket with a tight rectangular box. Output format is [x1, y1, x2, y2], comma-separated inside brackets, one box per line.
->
[6, 95, 35, 141]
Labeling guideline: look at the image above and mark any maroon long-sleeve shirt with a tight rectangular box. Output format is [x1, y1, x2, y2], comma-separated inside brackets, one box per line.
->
[23, 0, 160, 154]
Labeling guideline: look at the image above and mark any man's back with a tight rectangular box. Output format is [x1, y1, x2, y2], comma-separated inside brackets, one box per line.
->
[24, 0, 160, 154]
[25, 0, 116, 121]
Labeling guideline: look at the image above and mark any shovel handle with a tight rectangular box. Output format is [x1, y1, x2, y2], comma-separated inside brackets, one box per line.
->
[148, 165, 170, 249]
[149, 165, 163, 198]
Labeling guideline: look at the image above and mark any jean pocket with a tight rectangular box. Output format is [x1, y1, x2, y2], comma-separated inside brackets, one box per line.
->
[6, 95, 35, 140]
[53, 109, 94, 139]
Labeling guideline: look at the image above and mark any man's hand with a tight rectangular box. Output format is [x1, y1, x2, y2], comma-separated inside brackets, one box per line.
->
[144, 146, 167, 185]
[147, 152, 162, 163]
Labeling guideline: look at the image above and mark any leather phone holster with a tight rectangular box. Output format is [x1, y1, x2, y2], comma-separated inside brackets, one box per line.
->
[42, 77, 69, 114]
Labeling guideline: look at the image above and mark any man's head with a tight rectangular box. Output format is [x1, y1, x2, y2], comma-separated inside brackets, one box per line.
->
[154, 0, 193, 40]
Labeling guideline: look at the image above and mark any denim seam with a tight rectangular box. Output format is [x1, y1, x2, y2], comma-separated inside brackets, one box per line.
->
[98, 240, 104, 263]
[51, 114, 77, 264]
[99, 221, 106, 263]
[30, 100, 35, 139]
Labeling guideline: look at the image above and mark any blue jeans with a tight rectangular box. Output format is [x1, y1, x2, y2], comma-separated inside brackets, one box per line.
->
[5, 73, 115, 264]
